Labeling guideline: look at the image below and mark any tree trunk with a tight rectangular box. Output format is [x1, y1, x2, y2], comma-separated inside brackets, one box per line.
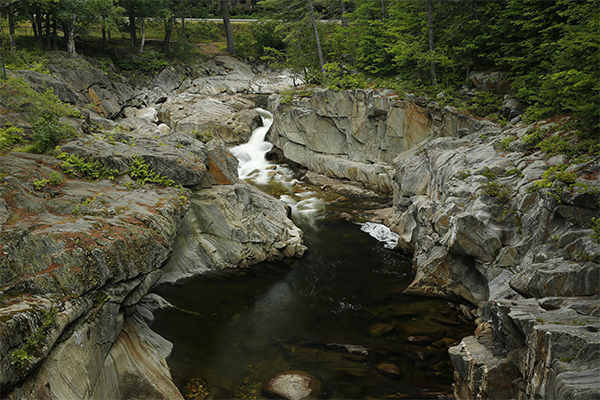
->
[36, 11, 44, 50]
[102, 26, 107, 52]
[31, 17, 38, 40]
[381, 0, 385, 20]
[163, 17, 173, 53]
[341, 0, 347, 29]
[129, 9, 136, 47]
[67, 16, 76, 55]
[308, 0, 325, 79]
[427, 0, 437, 85]
[139, 18, 146, 52]
[221, 0, 236, 55]
[179, 0, 188, 45]
[8, 12, 16, 50]
[52, 19, 58, 50]
[46, 13, 51, 51]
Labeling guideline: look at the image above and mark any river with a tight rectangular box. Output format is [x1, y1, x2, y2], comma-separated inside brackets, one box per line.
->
[150, 110, 472, 399]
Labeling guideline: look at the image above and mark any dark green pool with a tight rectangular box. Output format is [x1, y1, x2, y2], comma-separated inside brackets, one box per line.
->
[151, 197, 473, 399]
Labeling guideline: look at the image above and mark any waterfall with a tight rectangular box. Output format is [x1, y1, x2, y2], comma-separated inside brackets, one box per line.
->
[229, 109, 325, 222]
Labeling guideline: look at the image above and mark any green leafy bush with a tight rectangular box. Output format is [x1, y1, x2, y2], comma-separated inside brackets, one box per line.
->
[114, 50, 169, 73]
[500, 136, 515, 151]
[128, 157, 175, 186]
[592, 217, 600, 244]
[324, 62, 367, 90]
[3, 50, 48, 73]
[187, 21, 223, 42]
[32, 116, 66, 153]
[232, 24, 257, 57]
[55, 148, 120, 180]
[0, 77, 80, 120]
[0, 125, 24, 150]
[11, 307, 57, 370]
[470, 92, 503, 117]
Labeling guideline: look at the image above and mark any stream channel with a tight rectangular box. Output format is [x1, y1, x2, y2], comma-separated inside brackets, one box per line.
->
[151, 110, 473, 399]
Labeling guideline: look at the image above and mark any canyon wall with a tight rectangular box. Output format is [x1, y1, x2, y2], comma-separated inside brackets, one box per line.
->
[268, 89, 600, 400]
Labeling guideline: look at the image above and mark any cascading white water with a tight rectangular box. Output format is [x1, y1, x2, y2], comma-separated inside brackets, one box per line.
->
[229, 109, 325, 222]
[229, 108, 290, 186]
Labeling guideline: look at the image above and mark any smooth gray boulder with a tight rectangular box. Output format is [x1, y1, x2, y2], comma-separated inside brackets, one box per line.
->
[159, 182, 306, 284]
[156, 93, 261, 145]
[263, 372, 321, 400]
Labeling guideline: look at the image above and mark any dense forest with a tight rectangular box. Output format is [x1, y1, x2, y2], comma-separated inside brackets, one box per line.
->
[0, 0, 598, 129]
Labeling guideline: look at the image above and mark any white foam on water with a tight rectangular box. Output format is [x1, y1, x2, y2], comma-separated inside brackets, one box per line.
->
[359, 222, 400, 249]
[231, 109, 323, 222]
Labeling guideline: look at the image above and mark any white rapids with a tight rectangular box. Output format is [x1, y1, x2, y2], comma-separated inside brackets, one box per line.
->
[229, 109, 324, 222]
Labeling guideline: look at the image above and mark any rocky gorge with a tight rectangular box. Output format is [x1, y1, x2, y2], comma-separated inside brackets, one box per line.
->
[0, 53, 305, 399]
[0, 50, 597, 400]
[267, 88, 599, 399]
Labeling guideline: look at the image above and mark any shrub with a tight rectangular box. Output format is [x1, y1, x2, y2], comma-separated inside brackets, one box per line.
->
[0, 125, 24, 150]
[324, 62, 367, 90]
[128, 157, 175, 186]
[592, 218, 600, 244]
[0, 77, 80, 120]
[232, 24, 257, 57]
[187, 21, 223, 42]
[32, 116, 65, 153]
[470, 91, 503, 117]
[500, 136, 515, 151]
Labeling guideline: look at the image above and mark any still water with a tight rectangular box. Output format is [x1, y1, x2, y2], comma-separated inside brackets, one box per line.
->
[151, 111, 472, 399]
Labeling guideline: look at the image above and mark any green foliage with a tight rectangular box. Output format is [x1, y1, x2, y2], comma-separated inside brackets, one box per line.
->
[481, 167, 497, 180]
[232, 24, 257, 57]
[49, 171, 63, 186]
[505, 167, 523, 178]
[11, 348, 33, 370]
[32, 116, 72, 153]
[187, 21, 223, 42]
[11, 306, 57, 370]
[532, 164, 577, 196]
[591, 218, 600, 244]
[3, 50, 49, 73]
[523, 128, 547, 150]
[34, 179, 49, 191]
[252, 21, 285, 57]
[500, 136, 516, 151]
[55, 148, 120, 180]
[470, 92, 503, 118]
[194, 130, 213, 143]
[456, 170, 471, 180]
[114, 50, 169, 73]
[0, 77, 81, 121]
[0, 125, 24, 151]
[128, 157, 175, 186]
[324, 63, 366, 90]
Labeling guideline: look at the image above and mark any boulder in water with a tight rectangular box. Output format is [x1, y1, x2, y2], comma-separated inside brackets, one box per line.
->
[263, 372, 321, 400]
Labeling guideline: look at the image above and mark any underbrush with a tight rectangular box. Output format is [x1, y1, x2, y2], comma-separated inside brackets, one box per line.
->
[0, 77, 80, 153]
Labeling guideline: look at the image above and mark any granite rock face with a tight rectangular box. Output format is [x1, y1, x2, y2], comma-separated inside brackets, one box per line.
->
[1, 56, 305, 399]
[267, 89, 496, 193]
[269, 89, 600, 399]
[159, 182, 306, 284]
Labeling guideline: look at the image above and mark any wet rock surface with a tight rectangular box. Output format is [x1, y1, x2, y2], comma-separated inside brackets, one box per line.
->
[263, 372, 321, 400]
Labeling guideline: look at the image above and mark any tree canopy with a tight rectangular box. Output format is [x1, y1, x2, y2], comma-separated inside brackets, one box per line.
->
[0, 0, 597, 126]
